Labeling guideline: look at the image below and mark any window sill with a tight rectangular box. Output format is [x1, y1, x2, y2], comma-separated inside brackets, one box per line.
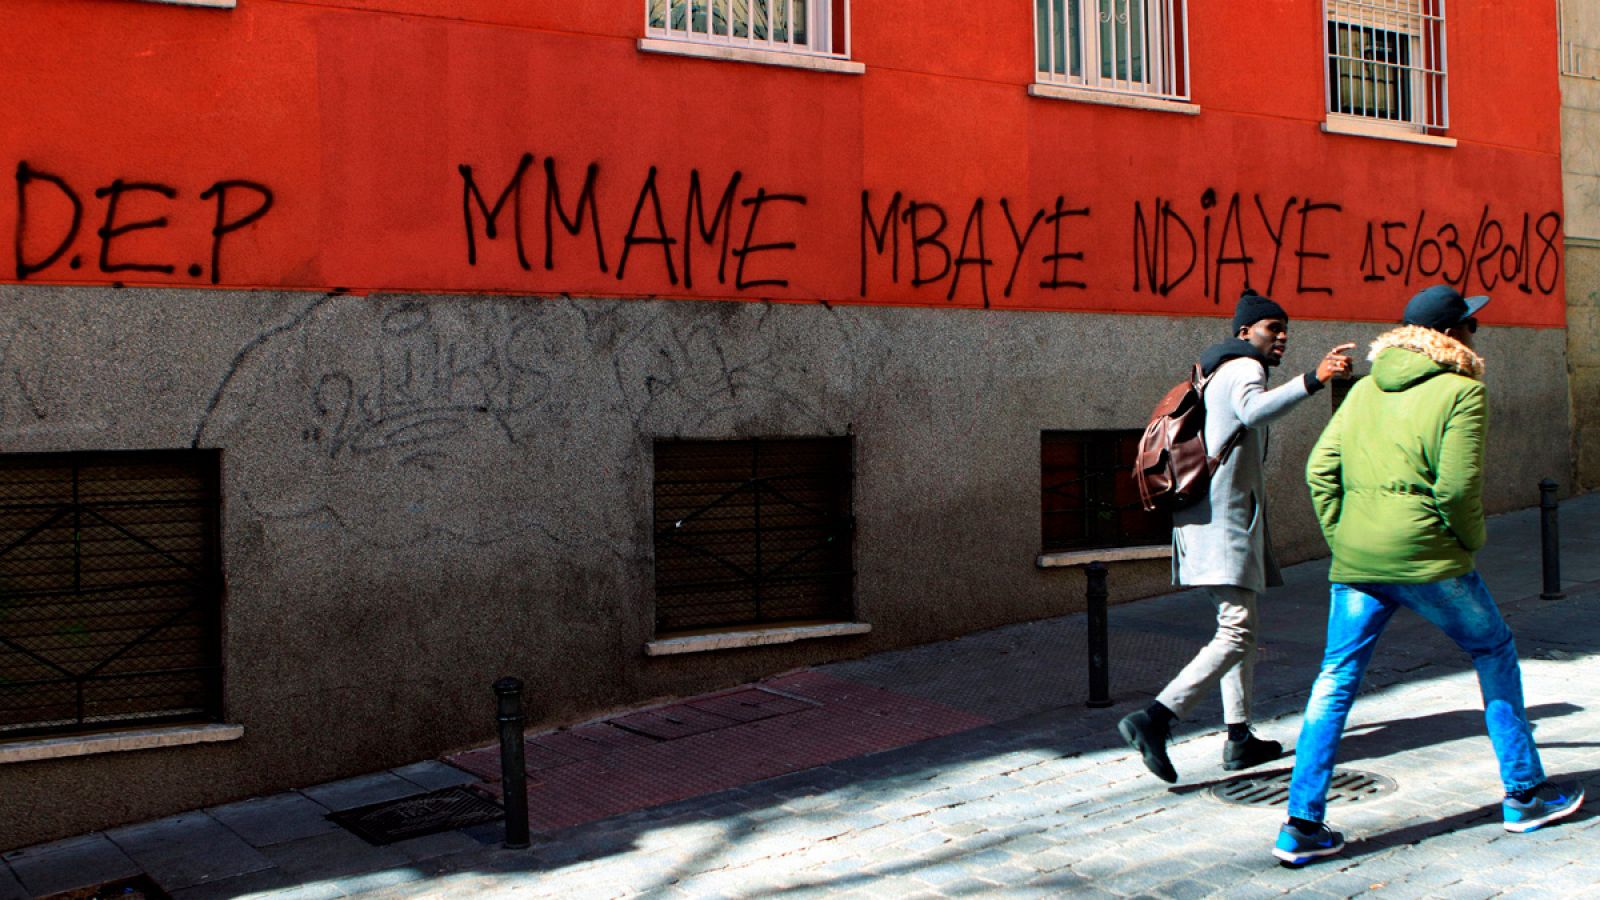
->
[646, 621, 871, 656]
[638, 38, 865, 75]
[0, 723, 244, 765]
[1037, 544, 1171, 568]
[1321, 117, 1456, 148]
[138, 0, 236, 7]
[1028, 84, 1200, 115]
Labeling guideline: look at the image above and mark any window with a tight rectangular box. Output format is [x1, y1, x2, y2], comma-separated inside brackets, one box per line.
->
[137, 0, 236, 8]
[646, 0, 850, 59]
[0, 451, 224, 740]
[1042, 431, 1168, 553]
[1324, 1, 1447, 132]
[1560, 0, 1600, 80]
[1034, 0, 1190, 101]
[653, 438, 853, 634]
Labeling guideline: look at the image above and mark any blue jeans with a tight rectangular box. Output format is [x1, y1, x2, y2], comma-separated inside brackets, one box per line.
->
[1286, 571, 1544, 822]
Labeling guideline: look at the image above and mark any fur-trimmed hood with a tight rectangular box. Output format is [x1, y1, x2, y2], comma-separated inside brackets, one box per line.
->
[1367, 325, 1485, 391]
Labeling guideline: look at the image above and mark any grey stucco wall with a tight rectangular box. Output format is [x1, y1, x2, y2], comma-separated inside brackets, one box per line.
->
[0, 285, 1571, 849]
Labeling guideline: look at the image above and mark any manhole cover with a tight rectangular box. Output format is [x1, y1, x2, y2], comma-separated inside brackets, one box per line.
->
[328, 786, 504, 845]
[1209, 768, 1396, 807]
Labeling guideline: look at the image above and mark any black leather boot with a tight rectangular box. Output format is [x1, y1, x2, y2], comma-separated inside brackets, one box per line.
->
[1118, 710, 1178, 783]
[1223, 734, 1283, 771]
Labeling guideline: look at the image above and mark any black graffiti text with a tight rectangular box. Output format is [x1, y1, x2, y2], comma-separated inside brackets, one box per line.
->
[860, 191, 1090, 305]
[1132, 190, 1341, 300]
[459, 155, 805, 292]
[13, 162, 273, 284]
[1358, 206, 1563, 296]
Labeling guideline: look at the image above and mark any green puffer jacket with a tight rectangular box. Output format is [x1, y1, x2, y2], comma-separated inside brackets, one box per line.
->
[1306, 325, 1487, 584]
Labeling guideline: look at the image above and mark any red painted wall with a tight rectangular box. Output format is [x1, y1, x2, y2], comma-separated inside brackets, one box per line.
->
[0, 0, 1565, 326]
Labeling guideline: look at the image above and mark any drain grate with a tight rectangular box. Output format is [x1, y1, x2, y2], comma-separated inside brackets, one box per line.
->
[1210, 768, 1396, 807]
[328, 786, 504, 845]
[41, 875, 171, 900]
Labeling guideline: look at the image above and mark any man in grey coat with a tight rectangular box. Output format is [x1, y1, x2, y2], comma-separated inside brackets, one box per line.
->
[1119, 290, 1354, 783]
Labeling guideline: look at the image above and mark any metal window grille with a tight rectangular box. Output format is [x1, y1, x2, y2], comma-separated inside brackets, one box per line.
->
[1562, 42, 1600, 80]
[646, 0, 850, 58]
[1042, 431, 1169, 553]
[1560, 0, 1600, 80]
[0, 451, 223, 739]
[653, 438, 853, 634]
[1324, 0, 1448, 131]
[1035, 0, 1190, 101]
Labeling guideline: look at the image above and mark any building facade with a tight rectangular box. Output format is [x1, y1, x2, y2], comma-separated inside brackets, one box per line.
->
[0, 0, 1570, 847]
[1562, 0, 1600, 488]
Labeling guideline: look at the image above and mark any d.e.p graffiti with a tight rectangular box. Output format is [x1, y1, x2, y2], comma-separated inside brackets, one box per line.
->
[13, 162, 273, 285]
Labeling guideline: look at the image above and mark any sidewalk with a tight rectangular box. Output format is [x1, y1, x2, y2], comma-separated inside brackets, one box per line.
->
[5, 494, 1599, 899]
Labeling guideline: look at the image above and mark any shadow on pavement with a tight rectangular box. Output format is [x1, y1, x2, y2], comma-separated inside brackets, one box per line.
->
[1332, 702, 1590, 765]
[1336, 765, 1600, 863]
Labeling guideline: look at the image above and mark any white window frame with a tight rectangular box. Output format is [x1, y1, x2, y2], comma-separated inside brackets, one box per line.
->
[135, 0, 236, 7]
[1323, 0, 1448, 136]
[1032, 0, 1191, 104]
[644, 0, 851, 63]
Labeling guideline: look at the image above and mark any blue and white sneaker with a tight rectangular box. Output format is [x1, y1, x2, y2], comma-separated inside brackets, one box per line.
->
[1503, 781, 1584, 833]
[1273, 820, 1345, 866]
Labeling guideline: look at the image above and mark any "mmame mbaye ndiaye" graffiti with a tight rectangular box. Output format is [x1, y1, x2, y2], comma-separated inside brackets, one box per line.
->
[456, 154, 1563, 306]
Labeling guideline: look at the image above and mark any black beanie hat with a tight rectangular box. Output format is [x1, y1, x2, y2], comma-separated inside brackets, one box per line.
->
[1232, 289, 1288, 335]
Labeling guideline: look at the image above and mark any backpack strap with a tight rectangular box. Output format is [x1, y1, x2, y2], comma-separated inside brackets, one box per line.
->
[1209, 426, 1247, 471]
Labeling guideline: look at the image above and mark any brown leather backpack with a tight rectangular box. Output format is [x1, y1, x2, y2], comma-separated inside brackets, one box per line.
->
[1133, 364, 1245, 513]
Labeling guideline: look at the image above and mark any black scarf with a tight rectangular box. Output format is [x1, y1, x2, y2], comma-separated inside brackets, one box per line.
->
[1197, 338, 1271, 378]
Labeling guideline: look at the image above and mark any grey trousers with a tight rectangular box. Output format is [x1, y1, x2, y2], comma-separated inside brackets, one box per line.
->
[1155, 585, 1258, 724]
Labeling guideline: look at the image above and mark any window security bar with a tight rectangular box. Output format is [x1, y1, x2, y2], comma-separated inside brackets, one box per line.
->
[1041, 431, 1168, 553]
[1562, 42, 1600, 80]
[0, 451, 223, 739]
[1323, 0, 1448, 131]
[1035, 0, 1190, 101]
[652, 439, 853, 634]
[1558, 0, 1600, 80]
[646, 0, 848, 58]
[1042, 471, 1165, 551]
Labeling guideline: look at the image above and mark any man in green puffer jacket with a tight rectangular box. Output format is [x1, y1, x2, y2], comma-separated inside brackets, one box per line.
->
[1270, 285, 1584, 868]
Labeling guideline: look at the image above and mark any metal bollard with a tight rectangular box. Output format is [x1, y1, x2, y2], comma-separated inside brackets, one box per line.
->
[1540, 479, 1564, 600]
[494, 676, 531, 849]
[1086, 562, 1113, 708]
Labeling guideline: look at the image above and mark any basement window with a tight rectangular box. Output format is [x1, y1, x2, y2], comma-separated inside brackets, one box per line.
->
[0, 450, 224, 740]
[1042, 430, 1169, 553]
[652, 437, 854, 635]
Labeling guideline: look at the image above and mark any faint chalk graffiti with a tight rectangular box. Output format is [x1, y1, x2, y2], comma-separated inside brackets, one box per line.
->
[192, 296, 580, 547]
[302, 303, 554, 469]
[194, 293, 884, 547]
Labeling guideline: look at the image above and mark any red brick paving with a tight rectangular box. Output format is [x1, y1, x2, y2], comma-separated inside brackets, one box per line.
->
[443, 673, 993, 833]
[610, 704, 742, 740]
[685, 687, 815, 722]
[531, 722, 656, 760]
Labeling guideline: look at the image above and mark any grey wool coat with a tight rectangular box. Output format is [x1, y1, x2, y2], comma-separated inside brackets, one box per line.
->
[1172, 354, 1316, 593]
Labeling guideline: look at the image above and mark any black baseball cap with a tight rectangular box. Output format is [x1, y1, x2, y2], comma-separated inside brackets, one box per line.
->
[1403, 284, 1490, 332]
